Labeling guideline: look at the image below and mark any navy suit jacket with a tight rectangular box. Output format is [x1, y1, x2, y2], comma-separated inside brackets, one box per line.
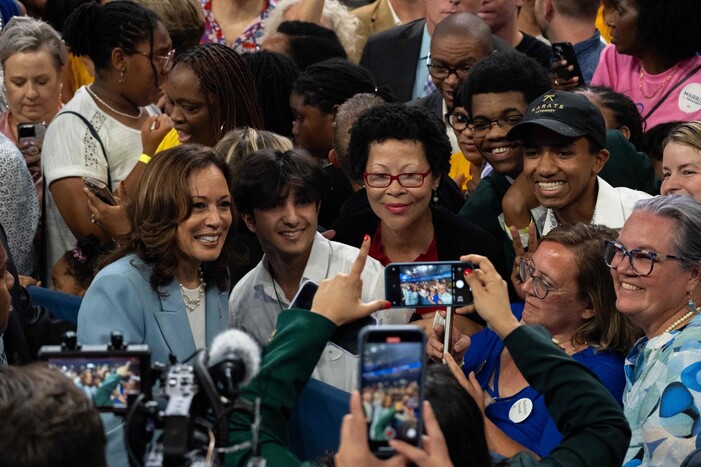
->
[77, 254, 229, 364]
[360, 18, 425, 103]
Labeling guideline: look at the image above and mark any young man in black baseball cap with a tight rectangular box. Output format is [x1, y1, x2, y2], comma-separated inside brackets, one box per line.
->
[504, 90, 651, 237]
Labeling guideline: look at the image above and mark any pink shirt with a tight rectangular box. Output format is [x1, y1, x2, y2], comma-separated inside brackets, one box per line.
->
[592, 45, 701, 129]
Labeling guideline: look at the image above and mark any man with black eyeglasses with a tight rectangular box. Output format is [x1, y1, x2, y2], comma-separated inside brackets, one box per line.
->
[455, 51, 550, 243]
[408, 13, 494, 144]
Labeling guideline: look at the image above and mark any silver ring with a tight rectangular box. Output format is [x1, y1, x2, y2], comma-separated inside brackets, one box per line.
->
[90, 214, 97, 224]
[27, 145, 39, 155]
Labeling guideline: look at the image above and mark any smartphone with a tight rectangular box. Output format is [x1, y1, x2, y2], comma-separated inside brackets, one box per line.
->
[359, 325, 425, 458]
[551, 42, 586, 86]
[83, 176, 117, 206]
[289, 280, 376, 355]
[17, 122, 47, 150]
[385, 261, 474, 308]
[38, 344, 151, 414]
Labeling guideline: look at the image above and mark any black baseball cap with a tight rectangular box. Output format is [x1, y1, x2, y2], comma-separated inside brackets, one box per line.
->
[507, 90, 606, 148]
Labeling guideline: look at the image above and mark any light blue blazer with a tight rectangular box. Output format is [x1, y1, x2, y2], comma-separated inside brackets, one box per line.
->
[77, 254, 229, 364]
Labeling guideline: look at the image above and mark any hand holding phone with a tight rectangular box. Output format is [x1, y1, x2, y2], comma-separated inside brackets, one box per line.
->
[83, 176, 117, 206]
[385, 261, 474, 308]
[359, 326, 425, 458]
[551, 42, 585, 88]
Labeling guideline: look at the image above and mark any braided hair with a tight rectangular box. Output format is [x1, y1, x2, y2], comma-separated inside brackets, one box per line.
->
[243, 51, 300, 138]
[62, 1, 160, 71]
[174, 44, 265, 141]
[291, 57, 376, 115]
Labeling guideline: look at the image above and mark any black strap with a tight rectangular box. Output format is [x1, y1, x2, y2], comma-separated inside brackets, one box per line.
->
[642, 63, 701, 124]
[56, 110, 111, 188]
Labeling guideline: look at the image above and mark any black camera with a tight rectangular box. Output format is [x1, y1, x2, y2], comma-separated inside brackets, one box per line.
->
[39, 331, 260, 467]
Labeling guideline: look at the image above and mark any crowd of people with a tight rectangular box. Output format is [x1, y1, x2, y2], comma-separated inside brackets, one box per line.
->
[0, 0, 700, 466]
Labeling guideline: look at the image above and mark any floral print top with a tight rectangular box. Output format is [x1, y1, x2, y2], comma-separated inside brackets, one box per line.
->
[200, 0, 278, 54]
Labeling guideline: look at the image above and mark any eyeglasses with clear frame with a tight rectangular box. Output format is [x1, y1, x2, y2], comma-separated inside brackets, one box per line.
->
[471, 113, 524, 137]
[519, 258, 577, 300]
[363, 169, 432, 188]
[445, 111, 472, 132]
[131, 49, 176, 73]
[603, 240, 680, 276]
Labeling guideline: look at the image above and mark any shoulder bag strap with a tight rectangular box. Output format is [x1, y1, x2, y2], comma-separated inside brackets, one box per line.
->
[56, 110, 111, 188]
[642, 63, 701, 124]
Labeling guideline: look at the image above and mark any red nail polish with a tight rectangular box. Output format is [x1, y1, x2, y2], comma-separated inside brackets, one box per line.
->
[384, 301, 391, 309]
[464, 268, 473, 276]
[364, 234, 370, 242]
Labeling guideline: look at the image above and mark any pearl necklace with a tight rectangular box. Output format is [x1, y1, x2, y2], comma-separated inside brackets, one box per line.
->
[86, 85, 143, 120]
[638, 63, 680, 100]
[179, 268, 206, 312]
[663, 310, 696, 334]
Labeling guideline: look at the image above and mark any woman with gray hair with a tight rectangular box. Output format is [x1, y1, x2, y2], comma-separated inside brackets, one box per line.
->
[0, 16, 65, 275]
[0, 16, 67, 194]
[605, 195, 701, 466]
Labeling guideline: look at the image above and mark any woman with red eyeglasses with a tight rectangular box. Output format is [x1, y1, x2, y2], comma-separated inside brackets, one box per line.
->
[331, 104, 506, 333]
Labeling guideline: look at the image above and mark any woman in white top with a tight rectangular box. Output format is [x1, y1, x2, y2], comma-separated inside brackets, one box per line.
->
[42, 1, 173, 275]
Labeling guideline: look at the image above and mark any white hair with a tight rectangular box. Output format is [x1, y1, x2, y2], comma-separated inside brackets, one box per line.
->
[263, 0, 360, 60]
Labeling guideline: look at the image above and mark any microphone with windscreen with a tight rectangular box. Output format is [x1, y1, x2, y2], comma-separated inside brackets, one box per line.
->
[207, 329, 261, 402]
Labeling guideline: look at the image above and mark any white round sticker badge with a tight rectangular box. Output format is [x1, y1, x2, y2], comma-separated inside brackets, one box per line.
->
[678, 83, 701, 114]
[508, 398, 534, 423]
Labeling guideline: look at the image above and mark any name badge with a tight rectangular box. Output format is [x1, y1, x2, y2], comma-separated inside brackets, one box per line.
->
[508, 397, 533, 423]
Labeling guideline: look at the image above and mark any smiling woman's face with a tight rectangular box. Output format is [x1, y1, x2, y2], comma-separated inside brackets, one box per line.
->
[520, 241, 590, 337]
[364, 138, 439, 236]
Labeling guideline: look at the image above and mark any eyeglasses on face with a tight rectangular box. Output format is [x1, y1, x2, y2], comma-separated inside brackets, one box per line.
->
[603, 240, 680, 276]
[471, 113, 524, 137]
[363, 169, 432, 188]
[446, 111, 472, 132]
[519, 258, 576, 300]
[427, 61, 472, 80]
[130, 49, 176, 72]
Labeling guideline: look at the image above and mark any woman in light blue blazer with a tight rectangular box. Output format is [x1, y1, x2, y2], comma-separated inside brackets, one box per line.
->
[77, 145, 234, 364]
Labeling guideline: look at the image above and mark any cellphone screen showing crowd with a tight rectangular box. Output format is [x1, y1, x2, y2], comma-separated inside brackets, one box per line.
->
[359, 326, 425, 457]
[385, 261, 474, 307]
[39, 346, 151, 413]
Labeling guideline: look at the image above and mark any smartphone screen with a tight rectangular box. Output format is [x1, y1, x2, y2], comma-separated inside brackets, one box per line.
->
[385, 261, 474, 308]
[17, 122, 47, 144]
[359, 326, 425, 457]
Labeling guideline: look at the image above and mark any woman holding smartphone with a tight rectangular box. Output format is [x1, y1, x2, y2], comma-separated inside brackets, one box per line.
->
[429, 223, 640, 459]
[0, 16, 66, 196]
[42, 1, 172, 280]
[0, 17, 67, 275]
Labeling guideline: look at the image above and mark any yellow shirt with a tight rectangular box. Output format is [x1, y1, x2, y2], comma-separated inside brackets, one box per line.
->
[596, 4, 611, 43]
[155, 128, 181, 154]
[449, 151, 472, 192]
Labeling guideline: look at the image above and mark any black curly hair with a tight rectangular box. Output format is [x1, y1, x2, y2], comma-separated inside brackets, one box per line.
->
[346, 104, 451, 184]
[455, 52, 550, 118]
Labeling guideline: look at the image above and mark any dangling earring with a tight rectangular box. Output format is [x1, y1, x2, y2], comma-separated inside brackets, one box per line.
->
[119, 70, 126, 84]
[432, 190, 439, 203]
[689, 291, 701, 314]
